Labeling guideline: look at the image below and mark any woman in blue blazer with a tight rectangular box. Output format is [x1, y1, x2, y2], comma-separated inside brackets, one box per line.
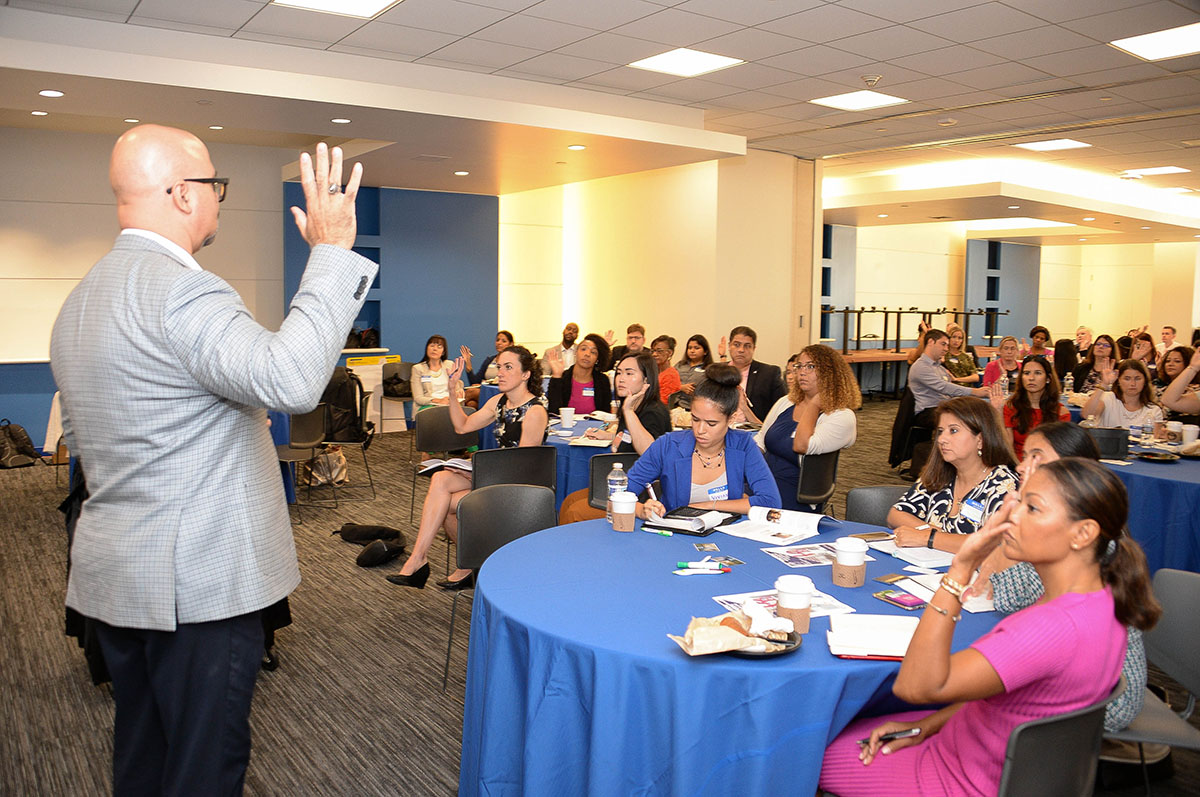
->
[629, 363, 781, 517]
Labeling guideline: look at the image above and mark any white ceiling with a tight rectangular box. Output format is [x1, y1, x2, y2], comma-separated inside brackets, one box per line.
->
[3, 0, 1200, 240]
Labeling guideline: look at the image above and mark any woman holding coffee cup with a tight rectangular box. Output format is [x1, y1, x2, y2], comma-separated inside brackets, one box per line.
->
[888, 397, 1017, 553]
[628, 364, 780, 519]
[820, 458, 1159, 796]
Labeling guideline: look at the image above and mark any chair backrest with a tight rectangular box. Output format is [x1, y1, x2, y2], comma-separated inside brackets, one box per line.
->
[455, 484, 558, 571]
[796, 450, 839, 509]
[997, 677, 1124, 797]
[414, 405, 479, 454]
[1143, 569, 1200, 699]
[472, 446, 557, 491]
[289, 404, 326, 449]
[587, 452, 640, 510]
[845, 485, 911, 527]
[383, 361, 414, 381]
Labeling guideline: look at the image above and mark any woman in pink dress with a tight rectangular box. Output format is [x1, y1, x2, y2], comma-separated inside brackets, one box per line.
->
[819, 457, 1160, 797]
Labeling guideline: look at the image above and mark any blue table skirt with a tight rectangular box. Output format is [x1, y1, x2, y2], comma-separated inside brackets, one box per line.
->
[268, 410, 296, 504]
[1109, 452, 1200, 574]
[460, 518, 999, 797]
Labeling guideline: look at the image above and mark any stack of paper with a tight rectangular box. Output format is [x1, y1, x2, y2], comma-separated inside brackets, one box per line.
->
[826, 614, 920, 659]
[868, 538, 955, 569]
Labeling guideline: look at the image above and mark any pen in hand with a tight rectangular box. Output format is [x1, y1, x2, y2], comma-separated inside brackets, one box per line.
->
[646, 482, 661, 521]
[857, 727, 920, 748]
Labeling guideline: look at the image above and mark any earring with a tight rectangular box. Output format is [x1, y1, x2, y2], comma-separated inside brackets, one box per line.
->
[977, 447, 983, 458]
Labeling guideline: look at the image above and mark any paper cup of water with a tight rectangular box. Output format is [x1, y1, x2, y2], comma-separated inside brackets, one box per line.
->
[775, 575, 814, 633]
[560, 407, 576, 428]
[610, 491, 637, 532]
[1183, 425, 1199, 445]
[831, 537, 868, 588]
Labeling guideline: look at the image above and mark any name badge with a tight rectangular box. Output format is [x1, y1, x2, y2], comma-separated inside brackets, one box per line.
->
[707, 485, 729, 501]
[582, 387, 595, 397]
[621, 431, 632, 444]
[960, 499, 984, 525]
[420, 375, 432, 382]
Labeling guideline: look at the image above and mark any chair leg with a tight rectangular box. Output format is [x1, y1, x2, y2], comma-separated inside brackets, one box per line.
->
[1137, 743, 1150, 796]
[358, 444, 376, 501]
[442, 592, 461, 692]
[410, 468, 418, 524]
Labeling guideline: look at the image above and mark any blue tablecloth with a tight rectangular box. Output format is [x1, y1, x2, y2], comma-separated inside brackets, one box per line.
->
[268, 410, 296, 504]
[1109, 451, 1200, 574]
[460, 518, 999, 796]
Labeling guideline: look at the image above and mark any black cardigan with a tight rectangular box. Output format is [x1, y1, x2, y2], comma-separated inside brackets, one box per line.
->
[546, 369, 613, 414]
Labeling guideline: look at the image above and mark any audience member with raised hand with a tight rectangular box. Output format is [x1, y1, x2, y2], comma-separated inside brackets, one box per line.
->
[820, 457, 1158, 796]
[650, 335, 682, 405]
[630, 364, 780, 519]
[388, 346, 547, 592]
[410, 334, 459, 412]
[607, 323, 646, 369]
[998, 355, 1069, 459]
[1072, 333, 1117, 393]
[909, 330, 989, 426]
[1130, 332, 1158, 374]
[1080, 359, 1163, 430]
[1160, 347, 1200, 417]
[545, 333, 610, 416]
[673, 334, 714, 410]
[724, 325, 786, 425]
[943, 324, 979, 385]
[889, 397, 1018, 553]
[1076, 325, 1094, 356]
[981, 336, 1021, 388]
[756, 345, 860, 512]
[462, 330, 514, 385]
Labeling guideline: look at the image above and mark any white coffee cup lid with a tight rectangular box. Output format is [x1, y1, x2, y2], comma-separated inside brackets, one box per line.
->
[610, 491, 637, 509]
[834, 536, 868, 553]
[775, 574, 813, 593]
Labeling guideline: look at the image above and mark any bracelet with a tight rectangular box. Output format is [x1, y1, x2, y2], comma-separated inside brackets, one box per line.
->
[927, 603, 961, 622]
[926, 530, 936, 549]
[939, 575, 968, 601]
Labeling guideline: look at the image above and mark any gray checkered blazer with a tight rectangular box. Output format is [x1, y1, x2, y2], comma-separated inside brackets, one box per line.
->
[51, 235, 377, 631]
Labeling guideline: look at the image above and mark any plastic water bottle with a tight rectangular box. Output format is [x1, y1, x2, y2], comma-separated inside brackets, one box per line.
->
[606, 462, 628, 523]
[1062, 373, 1074, 405]
[1000, 374, 1010, 399]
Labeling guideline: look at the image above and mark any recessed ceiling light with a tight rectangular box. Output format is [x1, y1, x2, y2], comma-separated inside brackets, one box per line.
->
[30, 111, 48, 116]
[208, 125, 223, 130]
[1141, 226, 1151, 230]
[124, 118, 139, 124]
[1083, 217, 1096, 221]
[1012, 139, 1092, 151]
[1099, 96, 1113, 101]
[628, 48, 744, 77]
[1123, 166, 1190, 177]
[1194, 234, 1200, 238]
[270, 0, 403, 18]
[38, 89, 64, 98]
[567, 144, 586, 151]
[331, 118, 352, 124]
[966, 217, 1073, 230]
[454, 171, 469, 176]
[1109, 21, 1200, 61]
[1007, 205, 1020, 209]
[1079, 238, 1087, 242]
[808, 90, 909, 111]
[1162, 187, 1194, 193]
[876, 214, 889, 218]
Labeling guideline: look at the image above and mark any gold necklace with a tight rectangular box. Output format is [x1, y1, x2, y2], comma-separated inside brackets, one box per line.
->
[695, 447, 725, 468]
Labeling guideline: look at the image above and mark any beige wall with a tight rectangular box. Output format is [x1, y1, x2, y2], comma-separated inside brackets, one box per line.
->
[498, 150, 815, 368]
[1038, 245, 1083, 342]
[0, 127, 293, 362]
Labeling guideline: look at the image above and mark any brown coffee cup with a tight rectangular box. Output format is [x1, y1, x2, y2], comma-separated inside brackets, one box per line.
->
[831, 561, 866, 588]
[777, 605, 811, 634]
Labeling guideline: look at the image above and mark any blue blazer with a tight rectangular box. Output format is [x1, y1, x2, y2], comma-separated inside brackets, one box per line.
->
[627, 429, 781, 513]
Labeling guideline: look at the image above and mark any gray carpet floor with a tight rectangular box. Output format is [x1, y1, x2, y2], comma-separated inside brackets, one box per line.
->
[1, 399, 1195, 795]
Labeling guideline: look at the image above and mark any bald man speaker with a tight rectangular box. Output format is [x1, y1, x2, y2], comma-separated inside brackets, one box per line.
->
[50, 126, 377, 795]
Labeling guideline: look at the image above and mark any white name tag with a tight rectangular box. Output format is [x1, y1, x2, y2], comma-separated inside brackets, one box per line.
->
[582, 387, 595, 397]
[420, 375, 432, 382]
[707, 485, 729, 501]
[621, 431, 632, 444]
[960, 499, 984, 525]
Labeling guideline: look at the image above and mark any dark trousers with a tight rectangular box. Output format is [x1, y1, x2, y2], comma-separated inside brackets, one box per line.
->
[94, 611, 264, 797]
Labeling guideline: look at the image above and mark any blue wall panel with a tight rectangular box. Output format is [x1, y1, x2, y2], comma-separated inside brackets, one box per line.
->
[964, 240, 1040, 346]
[0, 362, 58, 450]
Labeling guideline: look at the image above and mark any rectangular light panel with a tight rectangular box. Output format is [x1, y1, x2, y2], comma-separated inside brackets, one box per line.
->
[1012, 139, 1092, 151]
[272, 0, 403, 18]
[1110, 22, 1200, 61]
[808, 90, 910, 111]
[628, 48, 744, 77]
[1123, 166, 1191, 177]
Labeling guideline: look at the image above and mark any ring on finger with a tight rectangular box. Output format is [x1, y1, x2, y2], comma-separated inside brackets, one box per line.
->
[328, 183, 341, 194]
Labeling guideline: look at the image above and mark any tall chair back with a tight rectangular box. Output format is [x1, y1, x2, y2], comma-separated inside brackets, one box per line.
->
[415, 405, 480, 453]
[997, 677, 1124, 797]
[1142, 569, 1200, 701]
[845, 485, 910, 527]
[796, 450, 840, 513]
[380, 361, 415, 432]
[587, 452, 640, 510]
[288, 404, 326, 450]
[471, 446, 556, 492]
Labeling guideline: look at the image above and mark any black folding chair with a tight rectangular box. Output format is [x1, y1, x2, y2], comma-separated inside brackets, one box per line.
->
[471, 445, 556, 492]
[845, 485, 910, 527]
[796, 450, 840, 515]
[586, 452, 640, 511]
[275, 403, 335, 521]
[410, 406, 480, 522]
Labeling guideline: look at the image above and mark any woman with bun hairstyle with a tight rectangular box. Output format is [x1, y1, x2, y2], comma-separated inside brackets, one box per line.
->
[820, 457, 1159, 796]
[629, 363, 780, 518]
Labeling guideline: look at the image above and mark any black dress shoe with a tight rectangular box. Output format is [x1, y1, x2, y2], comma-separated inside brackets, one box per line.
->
[386, 563, 430, 589]
[436, 572, 475, 591]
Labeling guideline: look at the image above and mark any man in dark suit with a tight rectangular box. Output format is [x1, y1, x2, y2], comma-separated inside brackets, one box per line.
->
[725, 325, 786, 424]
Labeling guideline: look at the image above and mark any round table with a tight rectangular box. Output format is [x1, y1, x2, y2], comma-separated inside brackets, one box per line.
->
[1110, 450, 1200, 573]
[459, 518, 999, 796]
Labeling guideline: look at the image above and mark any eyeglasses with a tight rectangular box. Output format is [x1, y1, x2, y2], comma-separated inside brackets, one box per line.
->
[788, 362, 817, 372]
[166, 177, 229, 202]
[651, 348, 671, 355]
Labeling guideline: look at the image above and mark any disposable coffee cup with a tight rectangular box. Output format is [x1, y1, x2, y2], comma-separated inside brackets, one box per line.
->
[1166, 421, 1183, 444]
[611, 490, 637, 532]
[775, 575, 814, 634]
[560, 407, 576, 429]
[1153, 420, 1168, 440]
[831, 537, 868, 588]
[1183, 425, 1199, 445]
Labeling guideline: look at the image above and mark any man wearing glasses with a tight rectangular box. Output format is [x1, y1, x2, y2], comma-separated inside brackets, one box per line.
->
[50, 125, 377, 794]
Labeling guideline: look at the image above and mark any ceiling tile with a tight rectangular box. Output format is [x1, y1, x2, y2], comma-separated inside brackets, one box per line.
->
[988, 77, 1082, 98]
[327, 43, 417, 62]
[473, 14, 594, 49]
[694, 26, 808, 61]
[760, 4, 891, 41]
[524, 0, 662, 30]
[907, 2, 1047, 42]
[760, 101, 842, 122]
[761, 76, 860, 102]
[133, 16, 246, 36]
[555, 32, 669, 64]
[700, 90, 793, 112]
[1069, 63, 1173, 86]
[378, 0, 509, 36]
[10, 0, 138, 18]
[1059, 0, 1200, 41]
[818, 63, 931, 89]
[1022, 44, 1146, 77]
[827, 25, 952, 62]
[631, 77, 744, 102]
[130, 0, 261, 29]
[609, 8, 741, 47]
[998, 0, 1157, 25]
[701, 110, 792, 128]
[884, 76, 974, 101]
[414, 37, 542, 68]
[760, 45, 874, 77]
[948, 61, 1054, 91]
[887, 44, 1006, 76]
[335, 21, 459, 57]
[675, 0, 820, 26]
[970, 24, 1098, 59]
[489, 51, 610, 80]
[459, 0, 540, 10]
[232, 29, 332, 49]
[560, 80, 633, 95]
[567, 65, 678, 91]
[410, 56, 497, 74]
[238, 5, 363, 42]
[489, 69, 567, 85]
[834, 0, 989, 24]
[700, 61, 802, 90]
[1110, 76, 1200, 102]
